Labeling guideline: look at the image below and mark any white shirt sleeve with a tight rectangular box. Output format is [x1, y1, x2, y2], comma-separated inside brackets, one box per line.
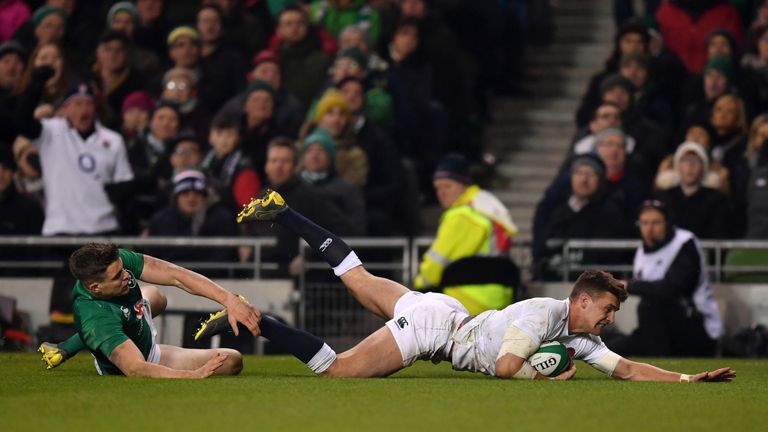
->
[568, 335, 621, 376]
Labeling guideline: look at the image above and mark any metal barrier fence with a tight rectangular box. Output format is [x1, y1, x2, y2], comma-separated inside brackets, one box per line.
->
[549, 239, 768, 282]
[1, 236, 766, 349]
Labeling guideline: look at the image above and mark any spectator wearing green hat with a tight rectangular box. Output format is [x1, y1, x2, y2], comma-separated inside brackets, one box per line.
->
[310, 0, 381, 46]
[107, 1, 160, 79]
[300, 127, 366, 236]
[681, 54, 737, 128]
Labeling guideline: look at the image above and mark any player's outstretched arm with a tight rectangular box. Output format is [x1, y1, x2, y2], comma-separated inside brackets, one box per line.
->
[140, 254, 261, 336]
[612, 358, 736, 382]
[109, 339, 227, 378]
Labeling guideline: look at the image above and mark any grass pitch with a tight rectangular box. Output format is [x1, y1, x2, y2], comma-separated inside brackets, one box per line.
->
[1, 353, 766, 432]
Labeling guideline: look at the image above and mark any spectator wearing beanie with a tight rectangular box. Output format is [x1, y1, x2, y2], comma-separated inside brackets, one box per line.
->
[217, 49, 304, 134]
[145, 168, 238, 276]
[107, 1, 161, 79]
[121, 90, 155, 140]
[301, 88, 368, 188]
[300, 126, 366, 235]
[655, 141, 731, 239]
[414, 152, 518, 315]
[681, 54, 737, 128]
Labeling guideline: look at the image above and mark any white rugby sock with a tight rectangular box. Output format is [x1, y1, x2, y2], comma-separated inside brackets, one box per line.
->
[307, 343, 337, 374]
[333, 251, 362, 277]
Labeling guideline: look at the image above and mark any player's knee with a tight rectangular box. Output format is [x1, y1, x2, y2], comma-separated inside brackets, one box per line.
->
[141, 285, 167, 316]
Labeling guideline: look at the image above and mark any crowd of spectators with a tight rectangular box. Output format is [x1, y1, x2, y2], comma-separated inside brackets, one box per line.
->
[534, 0, 768, 278]
[0, 0, 539, 281]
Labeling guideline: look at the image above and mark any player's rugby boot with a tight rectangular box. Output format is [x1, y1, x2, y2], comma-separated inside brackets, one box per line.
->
[38, 342, 69, 369]
[236, 189, 287, 224]
[194, 295, 251, 341]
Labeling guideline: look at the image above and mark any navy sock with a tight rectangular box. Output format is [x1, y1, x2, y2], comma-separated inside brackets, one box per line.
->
[275, 208, 352, 268]
[259, 315, 325, 364]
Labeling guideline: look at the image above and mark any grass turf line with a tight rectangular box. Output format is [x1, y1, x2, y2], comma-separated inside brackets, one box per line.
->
[0, 353, 765, 432]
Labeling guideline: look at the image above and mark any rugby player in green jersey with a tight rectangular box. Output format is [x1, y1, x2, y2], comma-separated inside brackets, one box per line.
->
[38, 243, 261, 378]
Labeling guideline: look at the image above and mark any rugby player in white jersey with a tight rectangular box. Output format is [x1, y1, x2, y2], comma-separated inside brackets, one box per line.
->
[197, 190, 735, 383]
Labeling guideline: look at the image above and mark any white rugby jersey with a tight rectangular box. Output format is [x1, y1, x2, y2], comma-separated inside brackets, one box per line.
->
[450, 297, 616, 376]
[36, 118, 134, 235]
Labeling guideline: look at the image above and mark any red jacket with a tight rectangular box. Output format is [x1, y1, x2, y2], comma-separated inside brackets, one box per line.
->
[656, 2, 742, 72]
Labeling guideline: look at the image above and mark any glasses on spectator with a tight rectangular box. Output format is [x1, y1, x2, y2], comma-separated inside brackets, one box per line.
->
[166, 81, 188, 91]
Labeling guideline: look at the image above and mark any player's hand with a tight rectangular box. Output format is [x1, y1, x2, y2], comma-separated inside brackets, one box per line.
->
[690, 367, 736, 382]
[192, 353, 228, 379]
[550, 362, 577, 381]
[225, 294, 261, 337]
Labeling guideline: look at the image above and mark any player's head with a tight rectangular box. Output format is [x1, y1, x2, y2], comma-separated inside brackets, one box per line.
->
[69, 243, 130, 298]
[569, 270, 628, 335]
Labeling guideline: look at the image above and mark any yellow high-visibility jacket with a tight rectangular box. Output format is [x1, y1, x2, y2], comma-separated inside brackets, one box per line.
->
[415, 185, 518, 314]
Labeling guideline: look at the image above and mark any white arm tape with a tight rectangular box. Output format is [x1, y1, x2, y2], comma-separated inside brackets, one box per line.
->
[593, 351, 622, 376]
[512, 362, 538, 380]
[497, 325, 539, 360]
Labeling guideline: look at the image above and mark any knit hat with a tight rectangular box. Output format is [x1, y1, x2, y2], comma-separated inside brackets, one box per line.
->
[302, 127, 336, 162]
[315, 89, 350, 121]
[172, 169, 207, 196]
[619, 52, 650, 69]
[433, 153, 472, 185]
[62, 80, 95, 105]
[252, 49, 279, 67]
[673, 141, 709, 177]
[600, 74, 634, 95]
[32, 6, 66, 27]
[704, 54, 734, 83]
[107, 1, 139, 27]
[167, 26, 201, 47]
[571, 153, 606, 179]
[245, 79, 276, 100]
[336, 47, 368, 70]
[0, 144, 16, 172]
[122, 91, 156, 115]
[0, 40, 25, 61]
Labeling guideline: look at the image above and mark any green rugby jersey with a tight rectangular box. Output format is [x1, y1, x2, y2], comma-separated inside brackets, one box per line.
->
[72, 249, 153, 375]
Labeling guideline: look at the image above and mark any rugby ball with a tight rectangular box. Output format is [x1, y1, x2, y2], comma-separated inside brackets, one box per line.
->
[527, 341, 571, 377]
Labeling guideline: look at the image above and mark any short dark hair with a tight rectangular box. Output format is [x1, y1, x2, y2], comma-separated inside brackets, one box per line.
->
[69, 243, 120, 283]
[267, 136, 298, 165]
[569, 269, 628, 303]
[210, 115, 239, 131]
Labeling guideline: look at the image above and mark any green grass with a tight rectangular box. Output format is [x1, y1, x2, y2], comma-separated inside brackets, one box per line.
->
[1, 354, 766, 432]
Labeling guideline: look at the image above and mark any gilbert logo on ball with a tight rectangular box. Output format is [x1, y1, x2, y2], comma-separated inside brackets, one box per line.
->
[528, 341, 570, 376]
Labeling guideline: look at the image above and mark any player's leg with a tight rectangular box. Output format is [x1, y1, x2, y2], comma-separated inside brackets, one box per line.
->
[238, 190, 409, 320]
[322, 326, 404, 377]
[140, 285, 166, 317]
[158, 345, 244, 375]
[339, 266, 409, 320]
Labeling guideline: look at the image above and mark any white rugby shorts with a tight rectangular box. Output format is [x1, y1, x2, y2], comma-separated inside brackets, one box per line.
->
[385, 292, 469, 367]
